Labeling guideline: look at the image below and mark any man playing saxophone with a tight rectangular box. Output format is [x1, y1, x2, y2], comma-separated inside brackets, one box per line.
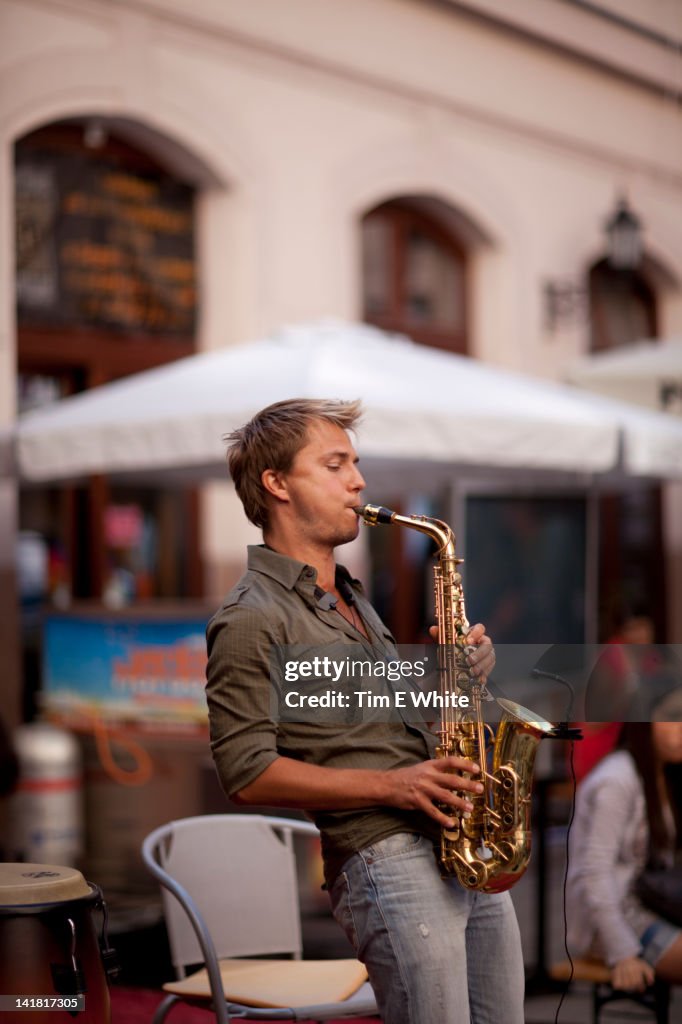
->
[206, 398, 524, 1024]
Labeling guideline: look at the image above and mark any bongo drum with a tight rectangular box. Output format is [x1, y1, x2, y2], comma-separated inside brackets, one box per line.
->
[0, 864, 111, 1023]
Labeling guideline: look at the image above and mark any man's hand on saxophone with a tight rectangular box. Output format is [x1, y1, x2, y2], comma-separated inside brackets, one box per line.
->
[383, 756, 484, 828]
[428, 621, 496, 682]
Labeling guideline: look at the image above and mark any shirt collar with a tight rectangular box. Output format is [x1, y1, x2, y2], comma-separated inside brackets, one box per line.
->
[247, 544, 310, 589]
[246, 544, 361, 596]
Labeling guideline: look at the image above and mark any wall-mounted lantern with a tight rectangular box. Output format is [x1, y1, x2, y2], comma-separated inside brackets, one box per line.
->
[543, 195, 645, 331]
[605, 196, 643, 271]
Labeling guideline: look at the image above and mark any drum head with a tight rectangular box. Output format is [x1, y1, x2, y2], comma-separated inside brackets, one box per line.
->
[0, 864, 91, 907]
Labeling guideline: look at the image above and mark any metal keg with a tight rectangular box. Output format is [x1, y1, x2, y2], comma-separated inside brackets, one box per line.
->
[11, 724, 83, 866]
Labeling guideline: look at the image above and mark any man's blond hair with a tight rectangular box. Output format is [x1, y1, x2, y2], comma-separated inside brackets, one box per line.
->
[225, 398, 362, 528]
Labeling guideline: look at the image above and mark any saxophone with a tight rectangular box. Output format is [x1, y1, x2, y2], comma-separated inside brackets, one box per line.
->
[354, 503, 555, 894]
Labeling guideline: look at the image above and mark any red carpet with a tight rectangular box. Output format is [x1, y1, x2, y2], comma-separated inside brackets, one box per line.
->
[110, 985, 378, 1023]
[112, 987, 209, 1023]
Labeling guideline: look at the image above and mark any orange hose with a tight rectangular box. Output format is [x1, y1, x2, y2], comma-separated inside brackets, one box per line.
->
[92, 714, 154, 786]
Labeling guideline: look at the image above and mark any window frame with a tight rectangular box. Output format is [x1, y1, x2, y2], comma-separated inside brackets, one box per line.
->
[362, 201, 469, 354]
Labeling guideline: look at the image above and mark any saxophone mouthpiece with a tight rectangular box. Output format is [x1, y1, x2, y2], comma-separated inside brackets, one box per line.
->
[354, 503, 396, 525]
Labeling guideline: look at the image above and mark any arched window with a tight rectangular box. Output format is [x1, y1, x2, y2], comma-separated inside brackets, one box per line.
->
[15, 120, 201, 608]
[361, 200, 468, 353]
[16, 121, 197, 361]
[589, 259, 656, 351]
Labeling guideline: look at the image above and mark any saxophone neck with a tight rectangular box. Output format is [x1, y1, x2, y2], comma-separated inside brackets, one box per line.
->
[354, 503, 457, 559]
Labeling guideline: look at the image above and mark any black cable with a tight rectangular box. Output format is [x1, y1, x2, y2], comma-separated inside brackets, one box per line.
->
[553, 737, 578, 1024]
[531, 667, 576, 724]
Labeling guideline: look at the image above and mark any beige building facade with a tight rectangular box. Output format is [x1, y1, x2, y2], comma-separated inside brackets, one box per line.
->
[2, 0, 682, 724]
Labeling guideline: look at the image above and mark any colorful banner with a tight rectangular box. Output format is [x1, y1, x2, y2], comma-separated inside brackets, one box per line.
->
[43, 614, 208, 733]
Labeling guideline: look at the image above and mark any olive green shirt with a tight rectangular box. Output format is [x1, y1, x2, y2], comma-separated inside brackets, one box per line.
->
[205, 544, 439, 885]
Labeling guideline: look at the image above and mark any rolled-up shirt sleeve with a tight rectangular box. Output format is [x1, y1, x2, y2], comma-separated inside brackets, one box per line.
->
[206, 603, 280, 798]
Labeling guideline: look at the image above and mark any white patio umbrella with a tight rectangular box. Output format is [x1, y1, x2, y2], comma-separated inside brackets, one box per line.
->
[12, 321, 682, 483]
[567, 337, 682, 413]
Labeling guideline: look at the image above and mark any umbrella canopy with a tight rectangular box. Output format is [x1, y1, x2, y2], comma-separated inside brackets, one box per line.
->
[567, 337, 682, 413]
[13, 321, 682, 483]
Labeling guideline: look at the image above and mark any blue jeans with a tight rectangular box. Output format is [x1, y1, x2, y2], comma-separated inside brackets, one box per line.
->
[329, 832, 525, 1024]
[640, 919, 681, 968]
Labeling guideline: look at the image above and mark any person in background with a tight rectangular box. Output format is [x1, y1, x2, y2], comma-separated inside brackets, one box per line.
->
[575, 603, 661, 782]
[566, 686, 682, 992]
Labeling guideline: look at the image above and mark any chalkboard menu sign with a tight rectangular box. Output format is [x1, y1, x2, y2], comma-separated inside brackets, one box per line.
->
[16, 152, 196, 337]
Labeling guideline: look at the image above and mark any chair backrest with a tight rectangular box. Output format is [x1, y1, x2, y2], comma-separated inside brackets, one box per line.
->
[142, 814, 319, 972]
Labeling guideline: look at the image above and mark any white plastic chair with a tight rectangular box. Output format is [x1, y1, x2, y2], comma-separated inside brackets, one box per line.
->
[141, 814, 378, 1023]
